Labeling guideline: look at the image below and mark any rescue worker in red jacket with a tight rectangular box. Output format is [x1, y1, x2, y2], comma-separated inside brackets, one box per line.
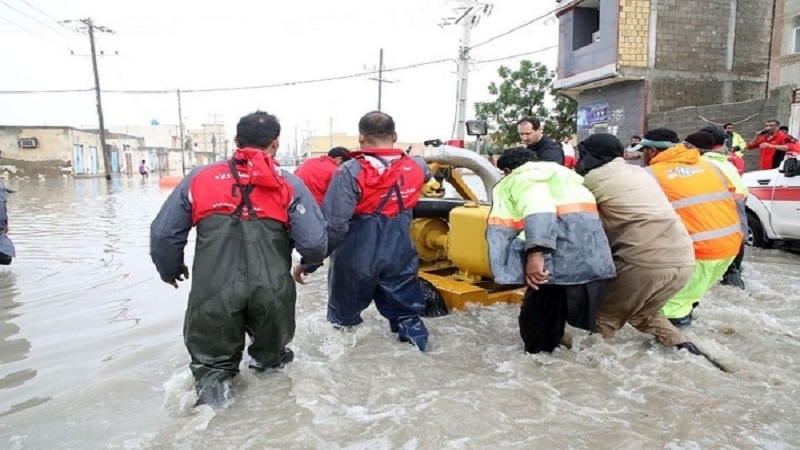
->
[294, 111, 432, 351]
[747, 119, 797, 170]
[294, 146, 352, 205]
[150, 111, 327, 408]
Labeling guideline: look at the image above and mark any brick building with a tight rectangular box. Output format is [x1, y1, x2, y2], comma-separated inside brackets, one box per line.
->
[554, 0, 775, 141]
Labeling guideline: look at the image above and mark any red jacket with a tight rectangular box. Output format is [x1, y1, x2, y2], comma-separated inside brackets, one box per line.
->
[294, 156, 339, 205]
[747, 131, 797, 170]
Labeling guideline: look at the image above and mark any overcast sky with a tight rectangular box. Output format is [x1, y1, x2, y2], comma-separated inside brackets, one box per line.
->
[0, 0, 559, 151]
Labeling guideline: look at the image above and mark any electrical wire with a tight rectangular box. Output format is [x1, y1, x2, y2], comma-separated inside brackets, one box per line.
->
[0, 44, 557, 95]
[0, 0, 83, 46]
[0, 14, 72, 50]
[468, 6, 561, 50]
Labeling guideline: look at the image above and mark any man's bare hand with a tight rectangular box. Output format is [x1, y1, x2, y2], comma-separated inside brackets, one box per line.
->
[525, 252, 550, 290]
[168, 265, 190, 289]
[292, 264, 308, 285]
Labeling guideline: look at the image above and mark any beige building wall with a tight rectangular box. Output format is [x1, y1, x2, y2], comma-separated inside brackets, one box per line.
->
[0, 126, 107, 175]
[108, 124, 180, 149]
[305, 133, 414, 158]
[618, 0, 649, 68]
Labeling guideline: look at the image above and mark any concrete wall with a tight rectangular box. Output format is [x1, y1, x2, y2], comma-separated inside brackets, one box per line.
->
[647, 87, 794, 171]
[557, 0, 619, 79]
[770, 0, 800, 89]
[0, 126, 107, 177]
[576, 80, 646, 141]
[638, 0, 773, 112]
[618, 0, 649, 68]
[108, 124, 180, 149]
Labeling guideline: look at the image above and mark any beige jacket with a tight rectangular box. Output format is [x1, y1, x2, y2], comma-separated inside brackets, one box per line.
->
[582, 158, 695, 268]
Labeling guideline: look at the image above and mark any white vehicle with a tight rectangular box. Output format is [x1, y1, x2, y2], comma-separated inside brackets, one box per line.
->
[743, 158, 800, 248]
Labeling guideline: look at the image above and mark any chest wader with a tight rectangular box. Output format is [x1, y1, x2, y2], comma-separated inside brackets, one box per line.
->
[327, 165, 429, 351]
[185, 161, 295, 405]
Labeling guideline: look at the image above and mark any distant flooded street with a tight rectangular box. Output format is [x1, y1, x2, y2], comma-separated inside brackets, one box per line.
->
[1, 175, 799, 449]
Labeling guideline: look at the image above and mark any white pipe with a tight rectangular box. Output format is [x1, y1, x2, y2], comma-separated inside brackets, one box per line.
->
[422, 145, 501, 203]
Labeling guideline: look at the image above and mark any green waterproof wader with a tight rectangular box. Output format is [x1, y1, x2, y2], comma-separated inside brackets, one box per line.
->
[184, 161, 296, 392]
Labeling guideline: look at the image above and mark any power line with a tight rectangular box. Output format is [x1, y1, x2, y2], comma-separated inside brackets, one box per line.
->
[0, 0, 83, 46]
[102, 57, 454, 94]
[0, 45, 557, 96]
[468, 6, 560, 50]
[18, 0, 62, 23]
[474, 45, 557, 65]
[0, 14, 72, 50]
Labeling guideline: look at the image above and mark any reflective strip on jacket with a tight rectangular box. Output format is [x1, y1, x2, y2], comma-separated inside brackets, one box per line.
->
[487, 161, 615, 285]
[647, 144, 743, 260]
[702, 151, 748, 234]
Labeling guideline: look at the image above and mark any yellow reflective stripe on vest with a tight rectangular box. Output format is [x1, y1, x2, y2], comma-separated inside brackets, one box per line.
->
[670, 191, 734, 209]
[690, 223, 741, 242]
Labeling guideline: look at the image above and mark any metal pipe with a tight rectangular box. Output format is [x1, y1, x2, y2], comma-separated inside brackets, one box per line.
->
[422, 145, 500, 203]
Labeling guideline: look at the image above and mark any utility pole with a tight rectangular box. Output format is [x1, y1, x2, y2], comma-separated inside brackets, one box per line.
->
[70, 18, 114, 180]
[329, 117, 333, 148]
[177, 89, 186, 175]
[294, 125, 299, 165]
[367, 48, 394, 111]
[441, 2, 493, 140]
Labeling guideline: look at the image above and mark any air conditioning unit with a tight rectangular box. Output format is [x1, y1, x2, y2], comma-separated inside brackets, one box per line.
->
[592, 31, 600, 43]
[18, 137, 39, 149]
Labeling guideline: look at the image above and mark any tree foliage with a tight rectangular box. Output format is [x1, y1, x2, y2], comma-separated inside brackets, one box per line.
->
[474, 60, 577, 149]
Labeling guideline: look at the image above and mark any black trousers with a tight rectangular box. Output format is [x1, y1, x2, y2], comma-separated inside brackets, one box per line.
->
[519, 280, 609, 354]
[725, 242, 745, 274]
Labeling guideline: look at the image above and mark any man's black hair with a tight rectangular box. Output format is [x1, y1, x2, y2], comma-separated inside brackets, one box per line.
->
[699, 126, 727, 147]
[724, 123, 734, 128]
[236, 110, 281, 149]
[517, 116, 542, 130]
[779, 125, 789, 132]
[497, 147, 539, 172]
[328, 146, 351, 160]
[359, 111, 396, 137]
[631, 135, 642, 140]
[685, 132, 714, 150]
[767, 119, 780, 125]
[643, 128, 680, 144]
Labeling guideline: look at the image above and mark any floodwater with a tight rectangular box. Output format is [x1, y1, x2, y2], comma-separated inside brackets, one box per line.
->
[0, 175, 799, 449]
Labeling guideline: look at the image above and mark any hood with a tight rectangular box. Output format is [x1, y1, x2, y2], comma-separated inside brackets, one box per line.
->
[576, 133, 624, 175]
[651, 143, 701, 166]
[232, 147, 283, 188]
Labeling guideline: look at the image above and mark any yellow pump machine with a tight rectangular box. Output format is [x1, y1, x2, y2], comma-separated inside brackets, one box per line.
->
[412, 144, 525, 316]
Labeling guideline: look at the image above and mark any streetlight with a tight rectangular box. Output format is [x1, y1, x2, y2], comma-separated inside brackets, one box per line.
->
[465, 119, 488, 153]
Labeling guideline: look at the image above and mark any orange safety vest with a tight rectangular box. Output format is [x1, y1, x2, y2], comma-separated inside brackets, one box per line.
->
[647, 145, 742, 260]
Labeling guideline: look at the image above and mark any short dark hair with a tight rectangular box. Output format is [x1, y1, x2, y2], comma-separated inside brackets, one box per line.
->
[497, 147, 538, 172]
[779, 125, 789, 132]
[723, 123, 734, 128]
[767, 119, 780, 126]
[359, 111, 395, 137]
[699, 126, 727, 147]
[517, 117, 542, 130]
[236, 110, 281, 149]
[643, 128, 680, 144]
[685, 132, 714, 150]
[328, 146, 351, 160]
[631, 135, 642, 140]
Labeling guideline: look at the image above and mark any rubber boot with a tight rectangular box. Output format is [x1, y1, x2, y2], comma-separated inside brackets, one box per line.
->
[720, 268, 745, 290]
[396, 318, 429, 352]
[249, 348, 295, 372]
[195, 378, 234, 409]
[668, 312, 693, 328]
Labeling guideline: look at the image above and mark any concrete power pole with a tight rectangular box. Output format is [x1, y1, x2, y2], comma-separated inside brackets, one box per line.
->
[75, 18, 114, 180]
[442, 2, 492, 140]
[368, 48, 394, 111]
[177, 89, 186, 175]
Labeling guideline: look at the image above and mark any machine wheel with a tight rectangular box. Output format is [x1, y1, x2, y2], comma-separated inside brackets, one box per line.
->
[419, 278, 448, 317]
[747, 211, 772, 248]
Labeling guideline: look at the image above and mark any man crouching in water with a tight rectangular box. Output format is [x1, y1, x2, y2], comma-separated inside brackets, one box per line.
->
[487, 148, 616, 353]
[150, 111, 327, 408]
